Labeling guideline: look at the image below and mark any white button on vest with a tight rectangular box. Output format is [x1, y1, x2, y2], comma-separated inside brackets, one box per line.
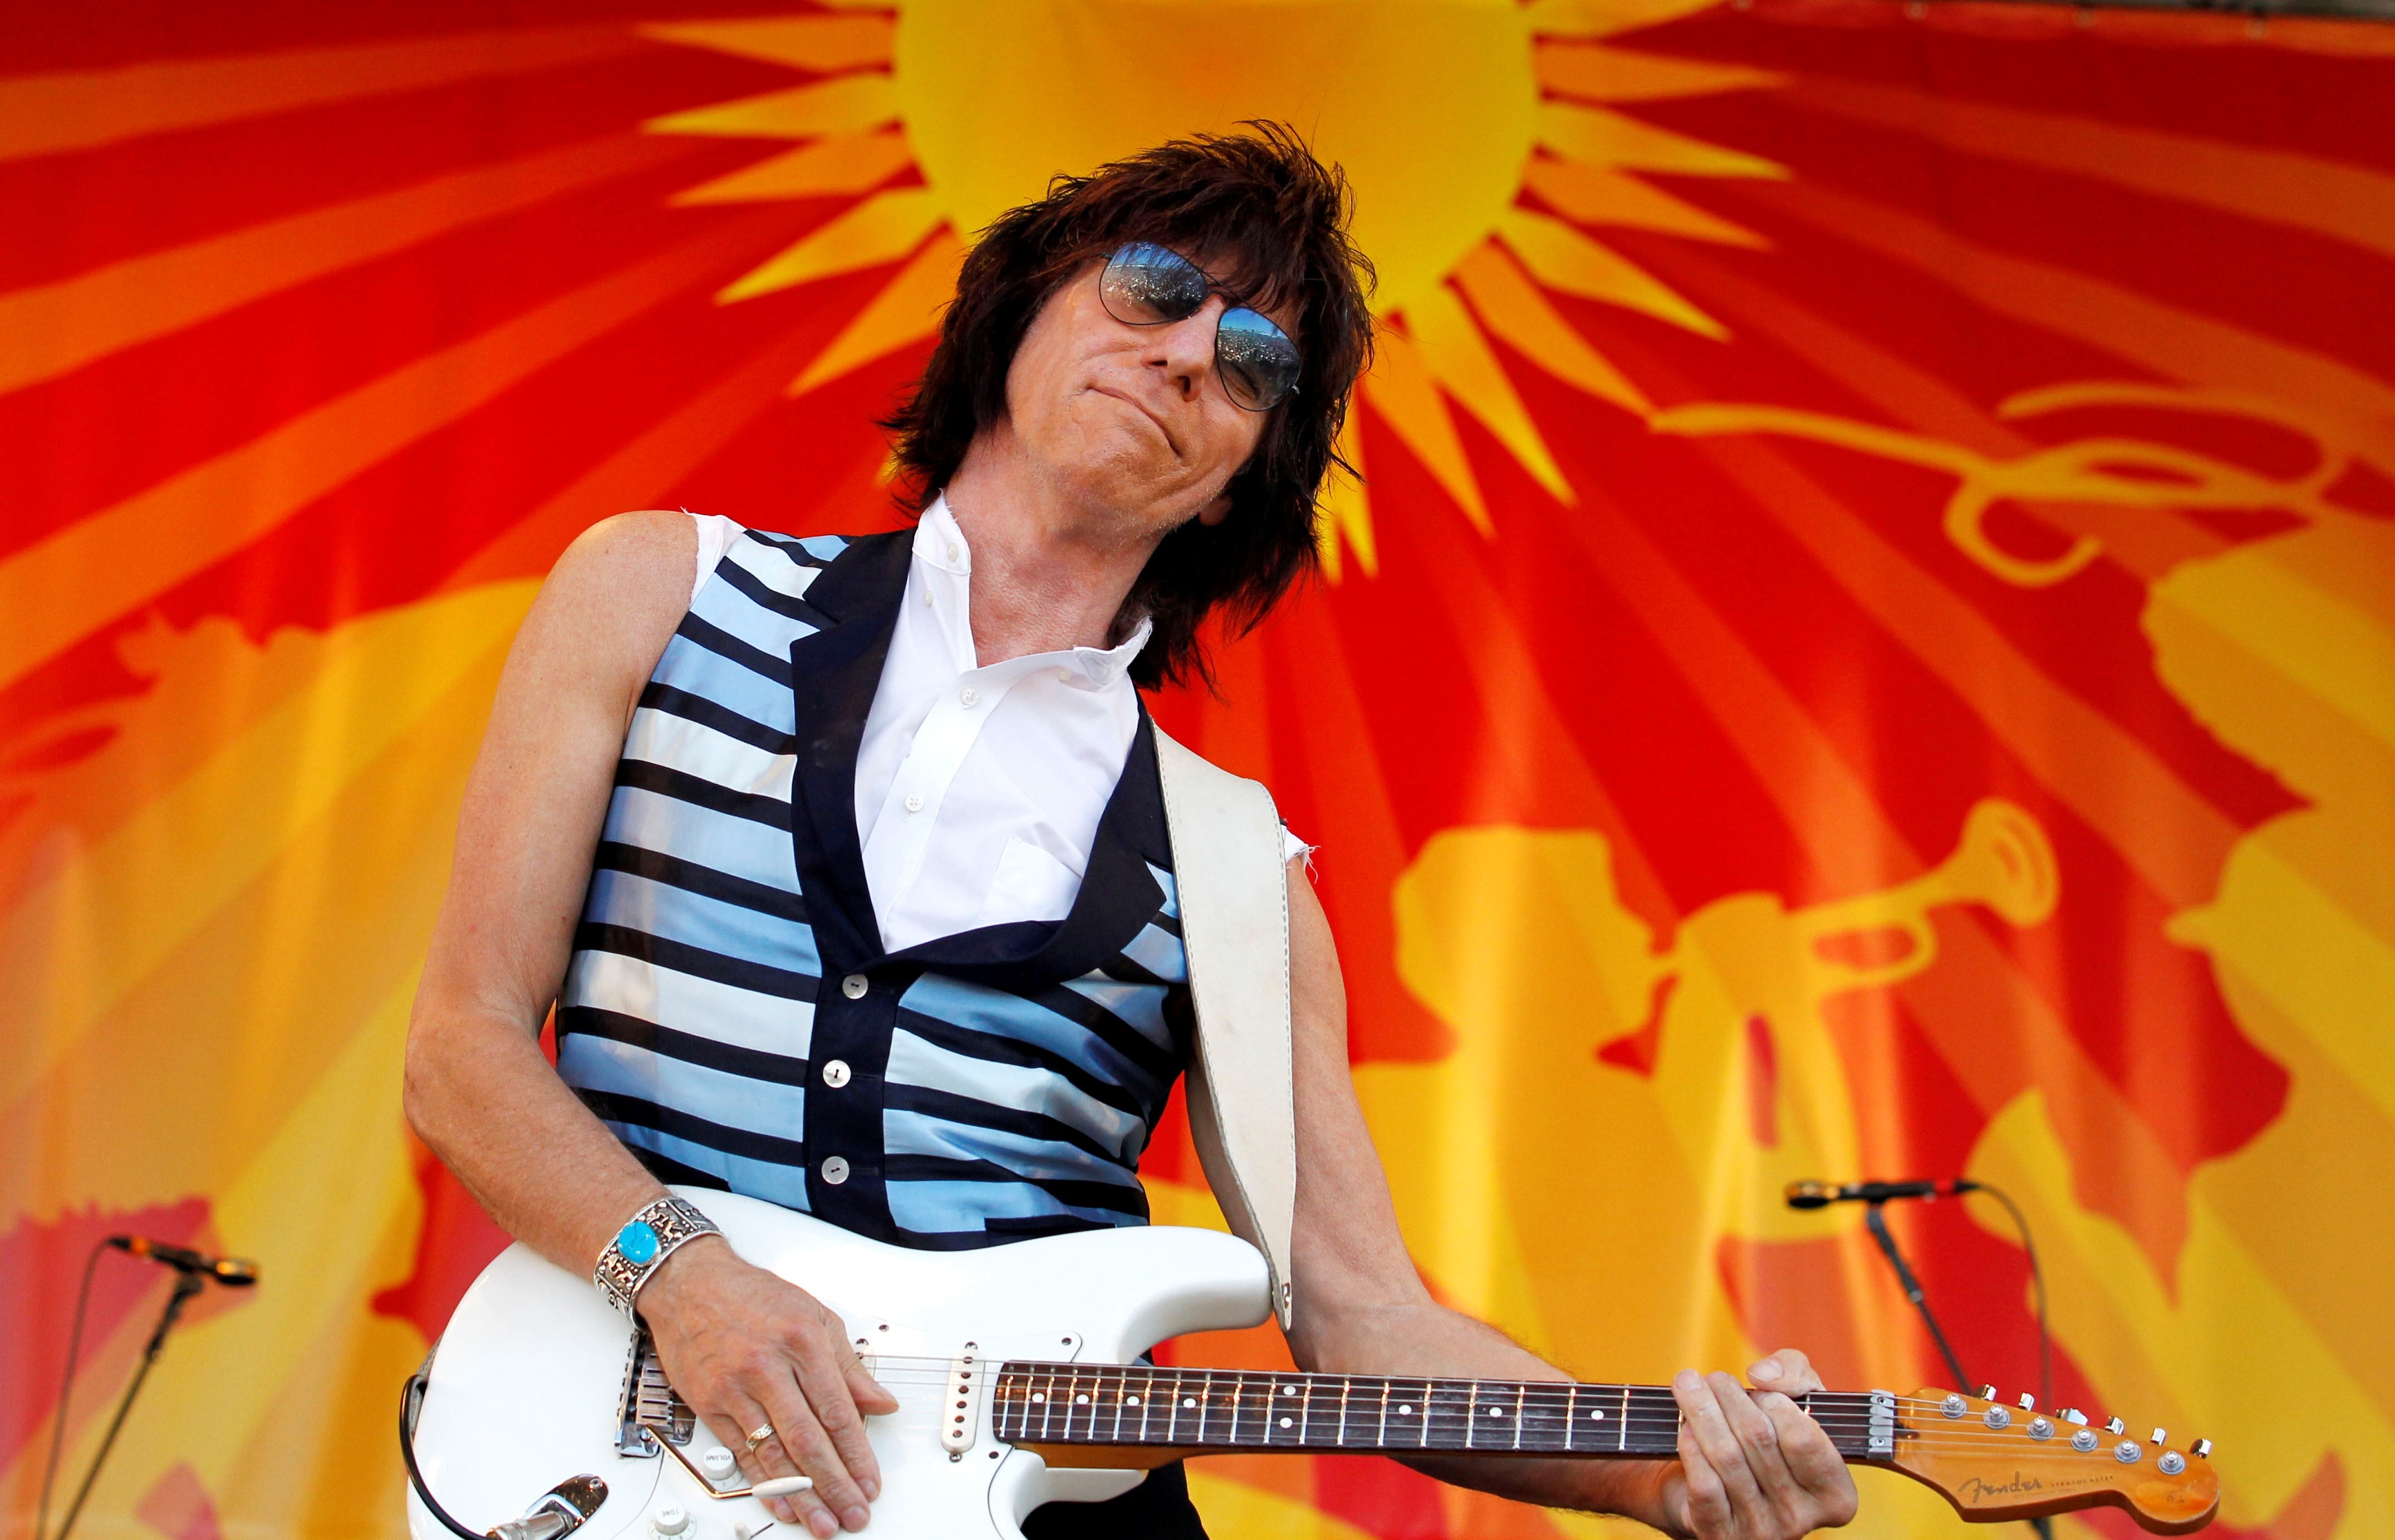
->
[841, 973, 867, 999]
[820, 1156, 851, 1185]
[821, 1058, 852, 1088]
[959, 686, 980, 707]
[904, 793, 924, 813]
[945, 541, 961, 562]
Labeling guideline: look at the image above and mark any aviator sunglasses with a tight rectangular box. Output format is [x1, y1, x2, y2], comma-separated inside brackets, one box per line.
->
[1097, 242, 1303, 413]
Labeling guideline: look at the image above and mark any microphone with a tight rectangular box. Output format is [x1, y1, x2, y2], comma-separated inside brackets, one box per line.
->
[1785, 1179, 1978, 1210]
[108, 1235, 260, 1286]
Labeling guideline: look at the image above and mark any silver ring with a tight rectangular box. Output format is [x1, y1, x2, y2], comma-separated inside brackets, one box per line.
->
[744, 1423, 776, 1453]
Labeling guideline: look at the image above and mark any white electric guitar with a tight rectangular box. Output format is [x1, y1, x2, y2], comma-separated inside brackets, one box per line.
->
[403, 1189, 2218, 1540]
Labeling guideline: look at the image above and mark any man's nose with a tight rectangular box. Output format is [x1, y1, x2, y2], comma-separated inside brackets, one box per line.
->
[1150, 298, 1223, 398]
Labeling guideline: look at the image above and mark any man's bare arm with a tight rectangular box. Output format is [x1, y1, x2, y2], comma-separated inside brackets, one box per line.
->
[1208, 865, 1857, 1540]
[403, 513, 892, 1539]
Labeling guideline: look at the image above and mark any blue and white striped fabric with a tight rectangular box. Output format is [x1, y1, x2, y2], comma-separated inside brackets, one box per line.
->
[555, 526, 1192, 1249]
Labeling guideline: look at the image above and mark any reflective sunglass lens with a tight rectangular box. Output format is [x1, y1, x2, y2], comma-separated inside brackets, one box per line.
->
[1216, 307, 1300, 411]
[1102, 242, 1208, 323]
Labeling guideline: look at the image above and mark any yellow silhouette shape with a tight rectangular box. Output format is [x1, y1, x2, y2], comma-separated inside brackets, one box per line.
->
[1358, 801, 2055, 1537]
[1632, 379, 2395, 1533]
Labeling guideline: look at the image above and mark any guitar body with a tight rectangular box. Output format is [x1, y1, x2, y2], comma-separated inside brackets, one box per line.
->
[406, 1188, 1273, 1540]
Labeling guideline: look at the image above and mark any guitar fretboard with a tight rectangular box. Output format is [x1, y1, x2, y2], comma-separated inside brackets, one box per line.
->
[990, 1364, 1888, 1460]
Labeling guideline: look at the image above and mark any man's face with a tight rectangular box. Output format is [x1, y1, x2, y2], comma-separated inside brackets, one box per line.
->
[998, 249, 1287, 545]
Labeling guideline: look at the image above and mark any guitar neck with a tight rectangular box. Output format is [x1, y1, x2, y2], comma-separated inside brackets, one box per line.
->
[992, 1362, 1893, 1461]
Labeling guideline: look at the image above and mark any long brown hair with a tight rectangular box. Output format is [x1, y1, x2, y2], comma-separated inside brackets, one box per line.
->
[882, 122, 1376, 690]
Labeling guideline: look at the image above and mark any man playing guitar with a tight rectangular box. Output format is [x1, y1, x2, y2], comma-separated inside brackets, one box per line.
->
[403, 125, 1857, 1540]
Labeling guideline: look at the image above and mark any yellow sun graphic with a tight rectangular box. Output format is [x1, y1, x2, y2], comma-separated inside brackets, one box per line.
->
[639, 0, 1784, 576]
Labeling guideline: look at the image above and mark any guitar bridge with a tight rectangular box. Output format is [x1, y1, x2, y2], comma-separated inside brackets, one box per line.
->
[615, 1324, 697, 1457]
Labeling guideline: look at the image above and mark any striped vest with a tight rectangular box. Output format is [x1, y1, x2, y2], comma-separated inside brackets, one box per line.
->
[556, 527, 1192, 1249]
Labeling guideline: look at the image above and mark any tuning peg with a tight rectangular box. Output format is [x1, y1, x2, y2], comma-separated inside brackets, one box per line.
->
[2152, 1428, 2168, 1446]
[2061, 1408, 2088, 1425]
[2105, 1416, 2126, 1435]
[2193, 1439, 2213, 1459]
[2018, 1392, 2037, 1411]
[1979, 1385, 1999, 1400]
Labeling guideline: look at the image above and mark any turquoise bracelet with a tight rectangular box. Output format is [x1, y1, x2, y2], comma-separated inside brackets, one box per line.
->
[593, 1195, 720, 1317]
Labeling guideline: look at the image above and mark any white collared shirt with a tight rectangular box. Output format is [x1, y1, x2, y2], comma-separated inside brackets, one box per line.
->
[851, 497, 1163, 953]
[690, 503, 1304, 956]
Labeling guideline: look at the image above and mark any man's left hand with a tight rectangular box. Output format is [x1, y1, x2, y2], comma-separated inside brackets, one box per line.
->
[1650, 1349, 1858, 1539]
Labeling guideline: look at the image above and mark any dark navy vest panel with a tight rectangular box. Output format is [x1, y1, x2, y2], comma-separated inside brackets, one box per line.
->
[556, 527, 1192, 1249]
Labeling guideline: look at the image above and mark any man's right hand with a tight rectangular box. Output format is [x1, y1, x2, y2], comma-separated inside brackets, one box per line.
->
[637, 1238, 900, 1537]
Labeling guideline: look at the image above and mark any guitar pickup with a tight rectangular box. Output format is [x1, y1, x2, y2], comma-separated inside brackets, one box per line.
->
[943, 1347, 984, 1458]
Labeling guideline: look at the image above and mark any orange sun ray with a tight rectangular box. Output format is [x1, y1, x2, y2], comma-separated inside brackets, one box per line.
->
[0, 134, 694, 398]
[0, 215, 792, 690]
[0, 24, 647, 163]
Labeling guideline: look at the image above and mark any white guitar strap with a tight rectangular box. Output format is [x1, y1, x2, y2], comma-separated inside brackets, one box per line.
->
[1151, 728, 1297, 1330]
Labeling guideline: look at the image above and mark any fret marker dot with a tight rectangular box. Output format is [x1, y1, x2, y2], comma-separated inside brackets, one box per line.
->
[1400, 1405, 1414, 1415]
[1282, 1385, 1298, 1396]
[1127, 1397, 1140, 1407]
[1183, 1398, 1198, 1409]
[1030, 1394, 1044, 1404]
[1590, 1409, 1606, 1420]
[1076, 1395, 1089, 1405]
[1279, 1416, 1293, 1429]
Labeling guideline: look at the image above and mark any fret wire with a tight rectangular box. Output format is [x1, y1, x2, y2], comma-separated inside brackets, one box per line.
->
[1564, 1382, 1581, 1454]
[1337, 1375, 1352, 1449]
[1110, 1365, 1127, 1444]
[1616, 1384, 1630, 1453]
[1511, 1381, 1526, 1451]
[1165, 1366, 1184, 1446]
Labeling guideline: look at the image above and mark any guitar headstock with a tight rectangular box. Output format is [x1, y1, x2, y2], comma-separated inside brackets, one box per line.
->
[1881, 1386, 2219, 1534]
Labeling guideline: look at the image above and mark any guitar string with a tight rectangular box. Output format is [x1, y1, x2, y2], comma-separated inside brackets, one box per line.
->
[690, 1376, 2162, 1456]
[787, 1361, 2134, 1431]
[830, 1353, 2085, 1409]
[827, 1352, 2103, 1414]
[838, 1363, 2124, 1428]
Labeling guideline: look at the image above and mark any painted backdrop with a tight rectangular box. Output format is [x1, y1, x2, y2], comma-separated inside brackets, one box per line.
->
[5, 3, 2392, 1539]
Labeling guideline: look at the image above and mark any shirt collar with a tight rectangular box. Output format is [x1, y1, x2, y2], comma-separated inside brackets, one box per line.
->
[917, 494, 1152, 688]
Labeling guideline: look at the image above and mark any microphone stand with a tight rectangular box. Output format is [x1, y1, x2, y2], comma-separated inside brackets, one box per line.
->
[1861, 1201, 2052, 1540]
[48, 1269, 207, 1540]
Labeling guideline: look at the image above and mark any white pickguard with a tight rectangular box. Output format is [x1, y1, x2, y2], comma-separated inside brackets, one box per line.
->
[406, 1188, 1273, 1540]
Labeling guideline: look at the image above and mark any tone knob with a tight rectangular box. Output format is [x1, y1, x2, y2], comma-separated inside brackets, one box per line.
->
[651, 1507, 689, 1537]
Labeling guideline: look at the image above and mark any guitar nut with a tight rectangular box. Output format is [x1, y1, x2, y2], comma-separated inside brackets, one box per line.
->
[1940, 1395, 1966, 1419]
[2028, 1418, 2054, 1440]
[2116, 1441, 2142, 1463]
[2159, 1451, 2187, 1475]
[1984, 1406, 2012, 1430]
[2073, 1430, 2099, 1452]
